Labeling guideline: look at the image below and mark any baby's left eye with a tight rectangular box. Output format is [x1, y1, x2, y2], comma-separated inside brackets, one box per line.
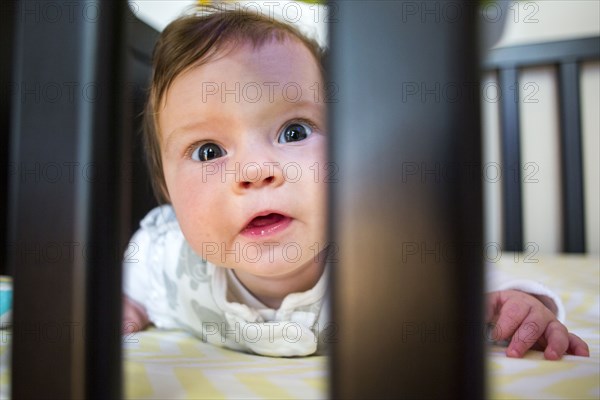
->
[277, 122, 313, 144]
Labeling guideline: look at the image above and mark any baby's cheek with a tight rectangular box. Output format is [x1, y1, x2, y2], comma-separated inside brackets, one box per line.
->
[170, 166, 218, 209]
[302, 144, 329, 190]
[171, 189, 220, 241]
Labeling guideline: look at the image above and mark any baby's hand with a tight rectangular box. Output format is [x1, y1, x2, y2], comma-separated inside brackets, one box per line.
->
[122, 296, 150, 335]
[486, 290, 589, 360]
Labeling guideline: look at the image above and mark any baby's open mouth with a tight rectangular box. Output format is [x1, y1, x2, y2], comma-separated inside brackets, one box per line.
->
[241, 213, 292, 237]
[247, 213, 285, 228]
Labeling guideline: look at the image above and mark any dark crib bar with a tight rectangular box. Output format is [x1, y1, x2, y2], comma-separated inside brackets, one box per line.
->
[558, 61, 586, 253]
[484, 37, 600, 70]
[499, 67, 524, 252]
[329, 1, 484, 398]
[9, 1, 129, 398]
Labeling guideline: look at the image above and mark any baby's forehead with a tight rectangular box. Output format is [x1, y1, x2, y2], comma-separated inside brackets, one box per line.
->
[159, 37, 325, 134]
[193, 35, 321, 78]
[163, 37, 324, 106]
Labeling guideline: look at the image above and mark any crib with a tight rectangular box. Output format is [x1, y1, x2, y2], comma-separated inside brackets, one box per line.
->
[1, 1, 598, 399]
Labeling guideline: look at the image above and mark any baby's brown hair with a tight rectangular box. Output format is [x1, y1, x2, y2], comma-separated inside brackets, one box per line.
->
[144, 6, 325, 202]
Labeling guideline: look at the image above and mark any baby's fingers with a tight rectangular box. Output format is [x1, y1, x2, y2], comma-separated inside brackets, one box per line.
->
[506, 316, 545, 358]
[541, 320, 569, 360]
[493, 301, 529, 343]
[567, 332, 590, 357]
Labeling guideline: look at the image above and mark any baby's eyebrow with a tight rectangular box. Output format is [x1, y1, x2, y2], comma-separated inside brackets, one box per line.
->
[164, 120, 210, 152]
[275, 99, 326, 120]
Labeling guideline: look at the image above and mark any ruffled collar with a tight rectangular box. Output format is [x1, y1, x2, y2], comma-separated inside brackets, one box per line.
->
[208, 262, 328, 357]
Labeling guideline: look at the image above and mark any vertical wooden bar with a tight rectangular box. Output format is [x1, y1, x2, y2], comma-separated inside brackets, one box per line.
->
[84, 2, 128, 399]
[9, 1, 127, 398]
[499, 67, 524, 252]
[558, 61, 586, 253]
[329, 1, 484, 398]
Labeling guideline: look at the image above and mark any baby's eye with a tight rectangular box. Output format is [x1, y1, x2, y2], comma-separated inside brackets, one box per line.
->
[191, 143, 226, 162]
[277, 122, 313, 144]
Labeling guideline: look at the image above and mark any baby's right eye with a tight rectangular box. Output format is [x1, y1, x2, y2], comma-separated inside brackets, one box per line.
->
[191, 143, 227, 162]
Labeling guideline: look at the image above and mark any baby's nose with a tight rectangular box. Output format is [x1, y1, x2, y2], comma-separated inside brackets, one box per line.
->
[233, 161, 284, 192]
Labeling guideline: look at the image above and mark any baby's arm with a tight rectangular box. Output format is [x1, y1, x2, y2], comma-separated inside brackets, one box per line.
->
[121, 208, 157, 335]
[122, 295, 150, 334]
[486, 290, 589, 360]
[121, 205, 182, 335]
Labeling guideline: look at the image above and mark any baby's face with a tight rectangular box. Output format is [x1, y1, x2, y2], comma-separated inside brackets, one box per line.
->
[159, 38, 327, 279]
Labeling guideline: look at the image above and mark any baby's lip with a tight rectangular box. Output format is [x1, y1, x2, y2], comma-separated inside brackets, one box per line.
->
[241, 210, 293, 237]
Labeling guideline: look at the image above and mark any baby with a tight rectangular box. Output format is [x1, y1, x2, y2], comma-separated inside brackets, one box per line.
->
[122, 7, 589, 359]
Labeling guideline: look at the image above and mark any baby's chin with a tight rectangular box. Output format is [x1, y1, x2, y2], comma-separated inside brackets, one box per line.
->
[199, 237, 327, 270]
[207, 256, 314, 278]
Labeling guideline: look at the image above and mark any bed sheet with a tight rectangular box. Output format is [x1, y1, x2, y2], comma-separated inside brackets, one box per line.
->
[123, 329, 327, 399]
[0, 253, 598, 399]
